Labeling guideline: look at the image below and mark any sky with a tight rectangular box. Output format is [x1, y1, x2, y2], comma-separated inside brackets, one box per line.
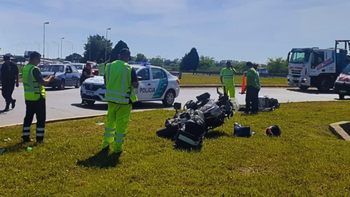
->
[1, 0, 350, 64]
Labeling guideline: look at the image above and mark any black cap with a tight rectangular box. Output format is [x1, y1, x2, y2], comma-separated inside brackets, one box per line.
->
[119, 48, 130, 55]
[246, 61, 253, 67]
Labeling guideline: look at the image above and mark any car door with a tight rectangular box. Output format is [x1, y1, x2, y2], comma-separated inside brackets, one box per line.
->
[136, 68, 152, 100]
[150, 67, 168, 99]
[64, 65, 73, 86]
[70, 65, 80, 84]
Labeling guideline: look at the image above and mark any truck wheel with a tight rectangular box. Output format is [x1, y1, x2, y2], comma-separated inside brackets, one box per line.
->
[339, 94, 345, 100]
[317, 77, 331, 92]
[162, 90, 175, 107]
[299, 85, 309, 91]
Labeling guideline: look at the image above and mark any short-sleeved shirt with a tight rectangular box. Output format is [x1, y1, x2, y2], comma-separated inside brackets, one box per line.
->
[1, 62, 18, 83]
[80, 68, 91, 83]
[246, 68, 259, 88]
[33, 68, 44, 83]
[220, 68, 234, 86]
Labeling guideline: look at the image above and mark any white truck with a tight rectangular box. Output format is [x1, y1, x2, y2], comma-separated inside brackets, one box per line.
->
[287, 40, 350, 92]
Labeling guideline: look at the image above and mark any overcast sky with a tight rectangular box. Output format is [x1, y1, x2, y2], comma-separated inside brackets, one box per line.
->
[1, 0, 349, 63]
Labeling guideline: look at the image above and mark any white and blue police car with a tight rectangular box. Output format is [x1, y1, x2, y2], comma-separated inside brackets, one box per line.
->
[80, 62, 180, 106]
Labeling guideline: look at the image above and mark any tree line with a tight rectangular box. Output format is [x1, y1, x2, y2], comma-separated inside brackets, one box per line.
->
[67, 34, 288, 74]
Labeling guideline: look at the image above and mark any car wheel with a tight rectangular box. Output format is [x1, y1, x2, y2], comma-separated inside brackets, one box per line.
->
[85, 100, 95, 106]
[58, 79, 65, 90]
[162, 90, 175, 107]
[75, 79, 80, 88]
[299, 85, 309, 91]
[339, 94, 345, 100]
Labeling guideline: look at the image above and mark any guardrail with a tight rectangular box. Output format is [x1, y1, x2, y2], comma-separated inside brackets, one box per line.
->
[168, 71, 286, 78]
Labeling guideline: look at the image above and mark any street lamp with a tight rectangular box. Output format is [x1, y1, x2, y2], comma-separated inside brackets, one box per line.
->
[105, 27, 111, 61]
[60, 37, 65, 59]
[66, 41, 73, 62]
[43, 21, 49, 59]
[52, 41, 59, 59]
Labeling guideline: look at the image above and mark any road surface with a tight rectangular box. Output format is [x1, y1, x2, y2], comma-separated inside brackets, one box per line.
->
[0, 85, 341, 126]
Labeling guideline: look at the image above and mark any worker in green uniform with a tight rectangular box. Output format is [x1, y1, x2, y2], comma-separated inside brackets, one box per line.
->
[102, 48, 139, 154]
[245, 61, 259, 114]
[220, 61, 237, 98]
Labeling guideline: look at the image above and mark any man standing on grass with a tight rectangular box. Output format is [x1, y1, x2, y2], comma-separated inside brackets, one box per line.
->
[102, 48, 139, 154]
[1, 55, 19, 111]
[245, 61, 259, 114]
[22, 52, 54, 143]
[220, 61, 237, 98]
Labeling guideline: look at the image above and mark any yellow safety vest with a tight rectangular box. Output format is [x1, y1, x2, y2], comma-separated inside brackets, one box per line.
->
[221, 68, 234, 86]
[104, 60, 138, 104]
[97, 63, 105, 76]
[22, 64, 46, 101]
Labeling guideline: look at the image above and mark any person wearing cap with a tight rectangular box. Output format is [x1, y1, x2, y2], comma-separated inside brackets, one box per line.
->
[245, 61, 259, 114]
[22, 52, 55, 143]
[102, 48, 139, 154]
[220, 61, 237, 98]
[1, 55, 19, 111]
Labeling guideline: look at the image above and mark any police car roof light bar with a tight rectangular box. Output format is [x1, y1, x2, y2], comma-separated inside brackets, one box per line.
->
[128, 61, 152, 66]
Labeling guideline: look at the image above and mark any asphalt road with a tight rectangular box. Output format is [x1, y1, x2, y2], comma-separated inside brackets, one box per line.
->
[0, 85, 341, 126]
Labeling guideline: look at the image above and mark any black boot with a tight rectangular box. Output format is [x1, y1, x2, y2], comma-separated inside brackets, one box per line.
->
[3, 103, 9, 111]
[11, 99, 16, 109]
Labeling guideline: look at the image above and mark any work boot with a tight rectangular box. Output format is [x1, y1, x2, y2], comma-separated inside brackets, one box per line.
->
[36, 137, 44, 143]
[3, 104, 10, 112]
[102, 145, 109, 153]
[22, 137, 33, 143]
[11, 99, 16, 109]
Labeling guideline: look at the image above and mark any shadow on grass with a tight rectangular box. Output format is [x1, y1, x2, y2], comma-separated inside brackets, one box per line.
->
[1, 141, 39, 153]
[77, 150, 121, 168]
[205, 130, 230, 139]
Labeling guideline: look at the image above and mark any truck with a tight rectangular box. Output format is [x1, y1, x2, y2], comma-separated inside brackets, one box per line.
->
[287, 40, 350, 92]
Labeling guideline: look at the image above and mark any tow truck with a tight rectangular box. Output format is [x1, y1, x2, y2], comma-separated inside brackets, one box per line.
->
[287, 40, 350, 91]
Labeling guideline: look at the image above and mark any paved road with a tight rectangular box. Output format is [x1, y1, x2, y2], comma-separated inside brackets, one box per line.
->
[0, 85, 341, 126]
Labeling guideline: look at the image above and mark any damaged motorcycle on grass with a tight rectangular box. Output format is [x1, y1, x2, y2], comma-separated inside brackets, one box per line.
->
[156, 87, 238, 149]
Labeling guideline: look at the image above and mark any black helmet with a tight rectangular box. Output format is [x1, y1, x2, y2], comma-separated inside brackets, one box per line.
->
[266, 125, 281, 137]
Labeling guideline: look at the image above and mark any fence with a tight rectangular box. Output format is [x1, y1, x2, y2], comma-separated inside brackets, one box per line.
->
[168, 70, 286, 78]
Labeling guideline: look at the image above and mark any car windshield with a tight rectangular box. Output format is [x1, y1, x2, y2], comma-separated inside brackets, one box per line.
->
[341, 64, 350, 75]
[289, 52, 310, 63]
[73, 65, 83, 69]
[40, 65, 65, 72]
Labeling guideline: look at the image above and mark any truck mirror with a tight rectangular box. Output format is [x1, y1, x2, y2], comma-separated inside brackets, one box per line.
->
[173, 102, 181, 110]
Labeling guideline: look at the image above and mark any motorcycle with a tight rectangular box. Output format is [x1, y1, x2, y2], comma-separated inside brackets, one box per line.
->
[156, 86, 237, 149]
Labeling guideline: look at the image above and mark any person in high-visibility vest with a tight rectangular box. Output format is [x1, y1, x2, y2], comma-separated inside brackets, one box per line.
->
[102, 48, 139, 153]
[22, 52, 54, 143]
[220, 61, 237, 98]
[244, 61, 259, 114]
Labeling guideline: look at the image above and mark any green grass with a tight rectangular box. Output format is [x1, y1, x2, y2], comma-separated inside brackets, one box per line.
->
[179, 73, 287, 85]
[1, 101, 350, 196]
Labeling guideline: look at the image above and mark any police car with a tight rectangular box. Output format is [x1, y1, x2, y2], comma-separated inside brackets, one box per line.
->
[80, 62, 180, 106]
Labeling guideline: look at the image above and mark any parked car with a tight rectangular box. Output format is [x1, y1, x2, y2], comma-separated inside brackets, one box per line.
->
[69, 63, 85, 76]
[257, 68, 269, 77]
[40, 64, 80, 89]
[80, 63, 180, 106]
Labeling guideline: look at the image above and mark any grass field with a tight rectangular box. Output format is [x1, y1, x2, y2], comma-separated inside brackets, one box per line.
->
[1, 101, 350, 196]
[179, 73, 287, 85]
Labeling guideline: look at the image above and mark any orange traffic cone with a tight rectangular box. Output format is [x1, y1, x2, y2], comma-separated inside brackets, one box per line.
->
[240, 73, 246, 94]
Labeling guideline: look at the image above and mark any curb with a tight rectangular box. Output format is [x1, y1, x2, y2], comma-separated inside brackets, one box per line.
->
[329, 121, 350, 141]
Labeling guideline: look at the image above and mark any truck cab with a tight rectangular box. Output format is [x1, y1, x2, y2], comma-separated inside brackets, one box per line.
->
[287, 40, 350, 92]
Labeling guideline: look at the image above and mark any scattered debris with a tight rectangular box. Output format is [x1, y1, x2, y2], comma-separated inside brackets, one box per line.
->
[96, 122, 105, 126]
[3, 138, 11, 142]
[27, 147, 33, 151]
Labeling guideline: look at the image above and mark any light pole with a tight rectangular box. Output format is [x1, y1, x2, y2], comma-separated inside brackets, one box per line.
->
[105, 27, 111, 61]
[34, 42, 40, 52]
[43, 22, 49, 59]
[66, 41, 73, 62]
[60, 37, 65, 59]
[52, 41, 59, 59]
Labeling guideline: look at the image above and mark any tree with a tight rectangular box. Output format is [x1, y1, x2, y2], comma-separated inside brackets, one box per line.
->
[266, 57, 288, 74]
[198, 56, 216, 70]
[110, 40, 129, 61]
[149, 56, 164, 66]
[82, 34, 113, 62]
[180, 47, 200, 72]
[135, 53, 148, 62]
[65, 53, 83, 62]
